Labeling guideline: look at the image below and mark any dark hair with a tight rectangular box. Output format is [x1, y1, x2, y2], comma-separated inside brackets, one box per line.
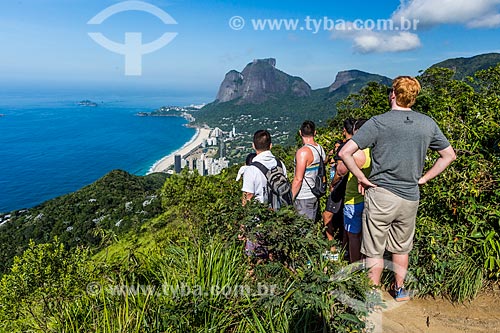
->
[354, 118, 368, 132]
[245, 152, 257, 165]
[253, 130, 271, 151]
[343, 118, 356, 135]
[300, 120, 316, 137]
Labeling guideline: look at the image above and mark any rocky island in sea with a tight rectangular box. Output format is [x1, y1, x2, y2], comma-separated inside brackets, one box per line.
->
[78, 100, 98, 107]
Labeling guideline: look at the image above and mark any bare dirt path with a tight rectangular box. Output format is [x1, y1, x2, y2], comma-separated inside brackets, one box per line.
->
[367, 287, 500, 332]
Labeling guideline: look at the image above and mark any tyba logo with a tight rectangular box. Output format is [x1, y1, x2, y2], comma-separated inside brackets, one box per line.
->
[88, 1, 178, 76]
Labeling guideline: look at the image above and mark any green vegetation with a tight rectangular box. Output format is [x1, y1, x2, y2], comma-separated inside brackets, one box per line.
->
[0, 170, 379, 332]
[430, 52, 500, 81]
[193, 88, 335, 144]
[0, 61, 499, 331]
[0, 170, 167, 274]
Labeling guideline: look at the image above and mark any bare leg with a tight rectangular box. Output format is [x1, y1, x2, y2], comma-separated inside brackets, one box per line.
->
[366, 257, 384, 286]
[348, 231, 362, 263]
[342, 226, 348, 251]
[392, 253, 409, 288]
[323, 210, 334, 241]
[323, 211, 339, 252]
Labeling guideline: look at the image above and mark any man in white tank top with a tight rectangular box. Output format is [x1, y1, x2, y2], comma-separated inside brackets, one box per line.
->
[291, 120, 326, 220]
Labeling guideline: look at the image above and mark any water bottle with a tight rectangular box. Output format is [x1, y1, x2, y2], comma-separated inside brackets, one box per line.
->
[329, 165, 336, 182]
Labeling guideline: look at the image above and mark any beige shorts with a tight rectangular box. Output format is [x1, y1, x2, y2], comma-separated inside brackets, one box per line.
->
[361, 187, 419, 258]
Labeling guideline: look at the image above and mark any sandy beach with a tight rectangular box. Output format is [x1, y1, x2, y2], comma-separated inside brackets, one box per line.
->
[148, 127, 211, 174]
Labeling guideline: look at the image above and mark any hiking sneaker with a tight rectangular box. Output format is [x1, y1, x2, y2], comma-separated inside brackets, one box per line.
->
[393, 285, 410, 302]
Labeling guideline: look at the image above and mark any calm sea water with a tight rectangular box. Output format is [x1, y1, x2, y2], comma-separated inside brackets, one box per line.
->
[0, 94, 199, 212]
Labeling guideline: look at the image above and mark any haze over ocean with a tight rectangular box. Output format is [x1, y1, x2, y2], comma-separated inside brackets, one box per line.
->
[0, 92, 202, 212]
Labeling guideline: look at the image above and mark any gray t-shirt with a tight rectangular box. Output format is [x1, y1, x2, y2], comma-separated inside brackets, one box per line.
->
[352, 110, 450, 201]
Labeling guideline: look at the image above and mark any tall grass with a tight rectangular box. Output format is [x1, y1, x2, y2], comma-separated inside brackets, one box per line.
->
[0, 236, 376, 332]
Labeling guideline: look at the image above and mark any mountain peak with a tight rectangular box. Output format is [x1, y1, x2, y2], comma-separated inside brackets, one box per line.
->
[215, 58, 311, 104]
[251, 58, 276, 67]
[329, 70, 392, 93]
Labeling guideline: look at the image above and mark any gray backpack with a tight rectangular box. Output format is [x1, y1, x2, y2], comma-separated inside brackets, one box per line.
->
[251, 158, 293, 210]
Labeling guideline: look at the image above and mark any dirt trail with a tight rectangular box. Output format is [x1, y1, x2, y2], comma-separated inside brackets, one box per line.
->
[367, 288, 500, 332]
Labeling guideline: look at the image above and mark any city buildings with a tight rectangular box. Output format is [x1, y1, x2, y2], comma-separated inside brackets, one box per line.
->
[174, 127, 233, 176]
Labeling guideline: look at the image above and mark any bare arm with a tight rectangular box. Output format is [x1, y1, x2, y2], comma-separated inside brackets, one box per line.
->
[338, 140, 376, 192]
[291, 147, 311, 199]
[242, 192, 254, 206]
[336, 159, 348, 176]
[418, 145, 456, 185]
[336, 149, 366, 176]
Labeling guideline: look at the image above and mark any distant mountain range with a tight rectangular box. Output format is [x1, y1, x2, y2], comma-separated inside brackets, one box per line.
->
[193, 58, 392, 139]
[192, 53, 500, 139]
[214, 58, 391, 106]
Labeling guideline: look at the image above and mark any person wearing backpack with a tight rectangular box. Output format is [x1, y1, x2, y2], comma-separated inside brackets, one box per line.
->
[241, 130, 291, 259]
[242, 129, 290, 209]
[291, 120, 326, 220]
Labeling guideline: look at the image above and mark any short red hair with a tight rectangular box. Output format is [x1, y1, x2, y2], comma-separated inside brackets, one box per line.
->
[392, 76, 421, 108]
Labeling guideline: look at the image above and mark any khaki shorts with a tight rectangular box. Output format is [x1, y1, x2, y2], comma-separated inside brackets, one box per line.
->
[361, 187, 419, 258]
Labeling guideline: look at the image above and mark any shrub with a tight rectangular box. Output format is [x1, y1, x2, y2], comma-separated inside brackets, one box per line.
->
[0, 239, 98, 332]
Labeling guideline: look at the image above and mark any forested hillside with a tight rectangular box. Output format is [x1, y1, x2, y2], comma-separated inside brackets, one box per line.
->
[0, 170, 167, 273]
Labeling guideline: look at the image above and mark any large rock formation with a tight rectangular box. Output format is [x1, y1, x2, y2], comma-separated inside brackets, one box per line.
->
[328, 70, 392, 93]
[215, 58, 311, 104]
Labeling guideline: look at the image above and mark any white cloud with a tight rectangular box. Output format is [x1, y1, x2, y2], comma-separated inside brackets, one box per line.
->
[332, 24, 422, 53]
[467, 14, 500, 28]
[392, 0, 500, 28]
[353, 31, 422, 53]
[330, 0, 500, 53]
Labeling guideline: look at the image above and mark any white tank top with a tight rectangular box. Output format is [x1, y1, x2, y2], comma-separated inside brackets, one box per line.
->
[296, 144, 325, 200]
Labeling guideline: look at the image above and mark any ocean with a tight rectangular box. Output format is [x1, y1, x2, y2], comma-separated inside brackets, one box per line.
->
[0, 93, 199, 213]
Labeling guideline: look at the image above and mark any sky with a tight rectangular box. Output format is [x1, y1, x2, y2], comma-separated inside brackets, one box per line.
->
[1, 0, 499, 102]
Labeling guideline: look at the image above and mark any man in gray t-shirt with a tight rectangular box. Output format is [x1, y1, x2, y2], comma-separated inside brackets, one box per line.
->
[339, 76, 456, 301]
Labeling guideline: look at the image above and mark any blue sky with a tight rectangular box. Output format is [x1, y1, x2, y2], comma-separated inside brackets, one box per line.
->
[1, 0, 499, 102]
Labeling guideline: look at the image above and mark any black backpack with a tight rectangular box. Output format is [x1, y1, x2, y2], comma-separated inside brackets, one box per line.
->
[251, 158, 293, 210]
[305, 144, 327, 198]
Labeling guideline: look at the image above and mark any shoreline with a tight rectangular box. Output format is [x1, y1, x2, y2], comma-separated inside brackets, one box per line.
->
[147, 127, 211, 174]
